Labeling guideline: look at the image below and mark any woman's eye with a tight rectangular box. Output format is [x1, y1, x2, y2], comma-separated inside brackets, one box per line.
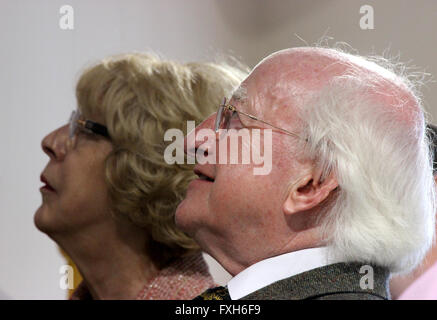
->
[77, 128, 89, 135]
[77, 128, 96, 139]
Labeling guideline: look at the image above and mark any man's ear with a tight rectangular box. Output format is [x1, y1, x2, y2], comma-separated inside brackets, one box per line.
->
[283, 168, 338, 216]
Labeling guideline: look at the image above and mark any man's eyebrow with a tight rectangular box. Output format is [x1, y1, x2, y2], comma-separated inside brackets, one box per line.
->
[230, 86, 248, 104]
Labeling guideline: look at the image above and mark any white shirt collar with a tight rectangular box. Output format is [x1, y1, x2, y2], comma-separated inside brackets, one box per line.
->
[227, 247, 332, 300]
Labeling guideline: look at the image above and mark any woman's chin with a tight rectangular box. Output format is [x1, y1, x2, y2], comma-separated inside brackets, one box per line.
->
[34, 205, 57, 234]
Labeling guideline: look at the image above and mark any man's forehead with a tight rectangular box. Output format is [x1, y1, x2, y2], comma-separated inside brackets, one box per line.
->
[228, 83, 300, 134]
[232, 47, 414, 106]
[230, 66, 300, 112]
[225, 48, 352, 127]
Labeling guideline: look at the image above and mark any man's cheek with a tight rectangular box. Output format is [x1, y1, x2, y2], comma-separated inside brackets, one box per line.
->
[210, 183, 238, 213]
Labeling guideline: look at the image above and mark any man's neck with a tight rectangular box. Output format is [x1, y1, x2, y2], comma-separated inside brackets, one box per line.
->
[202, 232, 322, 277]
[52, 220, 158, 300]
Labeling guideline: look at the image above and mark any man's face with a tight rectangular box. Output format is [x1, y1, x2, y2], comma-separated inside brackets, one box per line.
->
[175, 63, 307, 274]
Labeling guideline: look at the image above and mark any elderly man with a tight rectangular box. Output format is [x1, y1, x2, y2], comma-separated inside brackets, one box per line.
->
[175, 47, 435, 300]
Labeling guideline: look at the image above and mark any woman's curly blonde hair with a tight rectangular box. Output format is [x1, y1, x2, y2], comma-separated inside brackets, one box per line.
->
[75, 52, 246, 261]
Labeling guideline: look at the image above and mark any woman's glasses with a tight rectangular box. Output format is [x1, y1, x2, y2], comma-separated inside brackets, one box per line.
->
[69, 110, 110, 140]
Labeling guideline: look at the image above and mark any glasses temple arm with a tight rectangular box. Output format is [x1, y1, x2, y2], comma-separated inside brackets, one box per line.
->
[236, 110, 302, 139]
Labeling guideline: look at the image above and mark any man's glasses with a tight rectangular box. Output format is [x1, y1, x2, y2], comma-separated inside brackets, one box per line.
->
[69, 110, 110, 140]
[214, 97, 302, 139]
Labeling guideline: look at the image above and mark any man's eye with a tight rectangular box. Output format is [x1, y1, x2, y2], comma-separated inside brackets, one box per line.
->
[227, 113, 244, 130]
[228, 119, 244, 130]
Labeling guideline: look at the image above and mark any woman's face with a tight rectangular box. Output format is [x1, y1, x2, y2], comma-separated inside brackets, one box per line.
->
[34, 113, 113, 236]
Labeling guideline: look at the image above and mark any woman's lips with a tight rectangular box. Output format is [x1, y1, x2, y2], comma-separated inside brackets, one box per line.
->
[40, 175, 56, 192]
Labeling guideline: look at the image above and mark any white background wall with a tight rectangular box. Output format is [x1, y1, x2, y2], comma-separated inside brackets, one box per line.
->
[1, 0, 437, 299]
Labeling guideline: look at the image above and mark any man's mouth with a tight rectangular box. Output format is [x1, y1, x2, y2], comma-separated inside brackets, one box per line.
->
[194, 169, 215, 182]
[197, 173, 214, 182]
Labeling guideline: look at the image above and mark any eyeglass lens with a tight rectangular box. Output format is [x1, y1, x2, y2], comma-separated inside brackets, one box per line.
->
[216, 98, 245, 132]
[69, 110, 80, 138]
[215, 105, 224, 131]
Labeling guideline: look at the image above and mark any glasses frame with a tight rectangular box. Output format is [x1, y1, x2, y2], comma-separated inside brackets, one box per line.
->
[69, 110, 110, 140]
[215, 97, 302, 139]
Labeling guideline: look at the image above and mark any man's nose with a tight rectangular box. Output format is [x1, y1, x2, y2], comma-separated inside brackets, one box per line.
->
[184, 114, 217, 160]
[41, 125, 70, 161]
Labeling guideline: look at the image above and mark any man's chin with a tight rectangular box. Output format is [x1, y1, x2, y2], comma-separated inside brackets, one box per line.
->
[174, 200, 199, 236]
[174, 203, 189, 233]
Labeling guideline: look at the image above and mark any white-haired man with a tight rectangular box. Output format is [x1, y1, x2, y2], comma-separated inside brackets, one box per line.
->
[175, 47, 435, 300]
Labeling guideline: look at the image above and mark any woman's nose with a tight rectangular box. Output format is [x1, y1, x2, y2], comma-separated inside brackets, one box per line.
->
[41, 125, 70, 161]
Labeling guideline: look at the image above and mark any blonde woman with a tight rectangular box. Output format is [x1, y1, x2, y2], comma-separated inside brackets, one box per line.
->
[35, 53, 246, 299]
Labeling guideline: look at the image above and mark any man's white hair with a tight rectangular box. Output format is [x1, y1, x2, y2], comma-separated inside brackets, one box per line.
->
[299, 52, 435, 274]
